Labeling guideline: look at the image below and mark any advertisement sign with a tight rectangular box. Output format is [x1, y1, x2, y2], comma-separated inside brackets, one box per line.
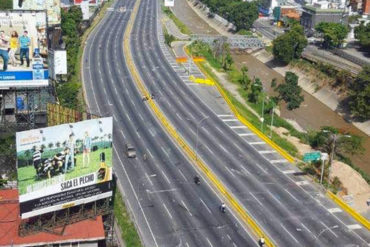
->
[13, 0, 61, 25]
[164, 0, 174, 7]
[0, 11, 49, 88]
[74, 0, 98, 6]
[16, 117, 113, 219]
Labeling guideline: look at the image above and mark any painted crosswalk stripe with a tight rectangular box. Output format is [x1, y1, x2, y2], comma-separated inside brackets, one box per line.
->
[249, 141, 265, 145]
[270, 159, 287, 164]
[222, 119, 239, 122]
[347, 224, 362, 230]
[282, 170, 296, 174]
[259, 150, 276, 154]
[230, 126, 247, 129]
[328, 208, 342, 213]
[238, 133, 254, 136]
[217, 114, 233, 117]
[296, 181, 309, 186]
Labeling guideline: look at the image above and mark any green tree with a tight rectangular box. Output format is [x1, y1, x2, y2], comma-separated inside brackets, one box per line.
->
[249, 78, 262, 103]
[228, 1, 259, 31]
[272, 24, 307, 64]
[348, 65, 370, 120]
[48, 142, 54, 149]
[223, 52, 233, 70]
[309, 126, 364, 165]
[315, 22, 349, 48]
[354, 22, 370, 50]
[275, 72, 304, 110]
[240, 66, 250, 90]
[0, 0, 12, 9]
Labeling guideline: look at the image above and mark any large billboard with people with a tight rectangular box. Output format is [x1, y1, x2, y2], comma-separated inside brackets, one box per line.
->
[13, 0, 61, 25]
[16, 117, 113, 219]
[0, 11, 49, 88]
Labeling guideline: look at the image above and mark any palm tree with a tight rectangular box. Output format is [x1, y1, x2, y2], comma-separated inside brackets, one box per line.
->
[56, 141, 61, 149]
[48, 142, 54, 150]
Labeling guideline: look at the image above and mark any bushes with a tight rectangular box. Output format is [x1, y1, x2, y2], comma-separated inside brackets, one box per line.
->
[0, 0, 12, 9]
[56, 82, 81, 109]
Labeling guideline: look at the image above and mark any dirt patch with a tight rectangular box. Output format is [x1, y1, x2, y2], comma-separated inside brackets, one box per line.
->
[330, 160, 370, 214]
[273, 127, 313, 155]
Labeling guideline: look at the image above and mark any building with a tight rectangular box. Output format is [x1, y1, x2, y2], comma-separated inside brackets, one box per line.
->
[300, 3, 347, 32]
[363, 0, 370, 14]
[0, 189, 106, 247]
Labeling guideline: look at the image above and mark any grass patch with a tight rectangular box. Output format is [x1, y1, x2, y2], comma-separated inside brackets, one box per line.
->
[0, 0, 12, 9]
[114, 189, 143, 247]
[162, 6, 192, 35]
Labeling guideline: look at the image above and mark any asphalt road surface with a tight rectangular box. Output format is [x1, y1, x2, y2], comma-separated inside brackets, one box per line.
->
[82, 0, 258, 246]
[128, 0, 370, 246]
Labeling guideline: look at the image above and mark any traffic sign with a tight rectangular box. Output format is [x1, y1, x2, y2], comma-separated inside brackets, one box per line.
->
[303, 151, 321, 162]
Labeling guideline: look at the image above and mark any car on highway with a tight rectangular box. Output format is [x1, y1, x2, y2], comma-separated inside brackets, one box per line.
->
[125, 143, 136, 158]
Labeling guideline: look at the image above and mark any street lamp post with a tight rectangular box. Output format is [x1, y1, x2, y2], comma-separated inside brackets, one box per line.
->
[315, 225, 339, 246]
[322, 130, 351, 179]
[320, 152, 329, 184]
[269, 103, 274, 138]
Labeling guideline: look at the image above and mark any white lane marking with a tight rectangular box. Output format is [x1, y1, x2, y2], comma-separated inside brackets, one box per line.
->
[259, 150, 276, 154]
[113, 147, 159, 246]
[181, 200, 192, 217]
[241, 166, 251, 175]
[217, 114, 233, 117]
[282, 170, 296, 174]
[249, 141, 265, 145]
[296, 181, 309, 186]
[270, 159, 287, 164]
[161, 170, 171, 184]
[219, 144, 228, 153]
[230, 125, 247, 129]
[249, 192, 263, 207]
[347, 224, 362, 230]
[225, 166, 236, 177]
[320, 221, 338, 238]
[222, 119, 239, 122]
[178, 169, 187, 181]
[147, 188, 177, 194]
[200, 198, 212, 214]
[233, 243, 237, 247]
[254, 163, 268, 174]
[301, 223, 316, 238]
[163, 203, 173, 220]
[328, 208, 342, 213]
[206, 238, 214, 247]
[281, 223, 299, 243]
[145, 172, 154, 186]
[284, 189, 299, 202]
[120, 129, 126, 139]
[186, 243, 190, 247]
[204, 145, 215, 155]
[227, 234, 232, 240]
[238, 133, 254, 136]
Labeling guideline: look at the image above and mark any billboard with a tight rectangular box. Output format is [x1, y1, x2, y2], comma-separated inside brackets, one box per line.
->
[0, 11, 49, 88]
[13, 0, 61, 25]
[16, 117, 113, 219]
[164, 0, 174, 7]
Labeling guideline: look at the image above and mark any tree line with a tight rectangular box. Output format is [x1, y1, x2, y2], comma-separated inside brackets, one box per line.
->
[197, 0, 259, 31]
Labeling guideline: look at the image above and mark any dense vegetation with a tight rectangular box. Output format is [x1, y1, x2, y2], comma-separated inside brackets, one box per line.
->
[57, 7, 83, 109]
[198, 0, 258, 31]
[272, 24, 307, 64]
[274, 72, 304, 110]
[315, 22, 349, 48]
[348, 65, 370, 121]
[354, 22, 370, 51]
[0, 0, 12, 9]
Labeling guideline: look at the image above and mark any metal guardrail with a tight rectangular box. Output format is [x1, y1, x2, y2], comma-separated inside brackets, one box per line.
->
[191, 34, 264, 49]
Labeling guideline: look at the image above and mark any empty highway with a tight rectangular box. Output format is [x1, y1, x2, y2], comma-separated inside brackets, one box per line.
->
[82, 0, 257, 246]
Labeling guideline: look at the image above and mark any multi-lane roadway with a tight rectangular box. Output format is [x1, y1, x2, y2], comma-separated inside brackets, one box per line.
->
[82, 0, 370, 246]
[83, 0, 258, 246]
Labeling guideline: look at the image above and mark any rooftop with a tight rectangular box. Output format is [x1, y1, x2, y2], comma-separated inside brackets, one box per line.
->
[0, 189, 105, 247]
[303, 5, 345, 12]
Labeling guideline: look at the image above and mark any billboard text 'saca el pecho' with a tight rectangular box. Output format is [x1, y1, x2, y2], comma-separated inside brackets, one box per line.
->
[16, 117, 113, 219]
[0, 11, 49, 88]
[13, 0, 61, 25]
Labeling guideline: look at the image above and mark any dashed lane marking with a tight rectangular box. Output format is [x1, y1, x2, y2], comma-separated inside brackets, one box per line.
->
[282, 170, 296, 174]
[238, 133, 254, 136]
[222, 119, 239, 122]
[270, 159, 287, 164]
[296, 181, 309, 186]
[230, 126, 248, 129]
[249, 141, 265, 145]
[328, 208, 342, 213]
[259, 150, 277, 154]
[347, 224, 362, 230]
[217, 114, 233, 117]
